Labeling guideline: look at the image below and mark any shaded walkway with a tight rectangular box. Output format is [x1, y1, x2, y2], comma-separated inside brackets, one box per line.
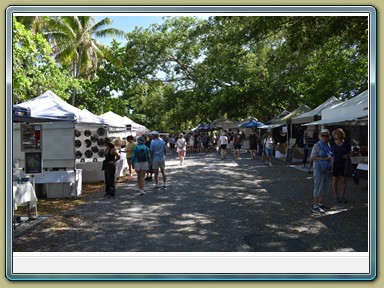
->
[13, 151, 369, 252]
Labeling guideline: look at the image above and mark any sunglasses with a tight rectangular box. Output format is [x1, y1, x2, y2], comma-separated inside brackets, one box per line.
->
[321, 135, 329, 138]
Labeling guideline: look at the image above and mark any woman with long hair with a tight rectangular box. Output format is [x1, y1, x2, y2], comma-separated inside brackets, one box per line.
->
[103, 138, 120, 198]
[331, 128, 351, 203]
[176, 133, 187, 165]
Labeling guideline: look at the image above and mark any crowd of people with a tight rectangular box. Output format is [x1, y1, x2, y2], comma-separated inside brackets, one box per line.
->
[102, 127, 355, 214]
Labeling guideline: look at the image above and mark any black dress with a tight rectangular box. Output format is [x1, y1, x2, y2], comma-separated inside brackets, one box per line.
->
[104, 147, 116, 196]
[330, 141, 351, 177]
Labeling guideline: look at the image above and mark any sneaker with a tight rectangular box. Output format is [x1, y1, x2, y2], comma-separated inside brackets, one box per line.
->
[154, 186, 160, 191]
[312, 206, 325, 213]
[138, 190, 145, 195]
[318, 204, 331, 211]
[335, 197, 343, 203]
[163, 185, 168, 190]
[341, 197, 348, 203]
[269, 162, 272, 166]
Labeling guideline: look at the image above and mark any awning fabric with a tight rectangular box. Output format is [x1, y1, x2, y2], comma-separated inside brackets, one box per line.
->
[14, 90, 105, 124]
[303, 90, 368, 126]
[291, 96, 341, 124]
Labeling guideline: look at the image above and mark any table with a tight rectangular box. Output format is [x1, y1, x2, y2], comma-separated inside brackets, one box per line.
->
[34, 170, 82, 198]
[350, 156, 368, 164]
[354, 162, 368, 179]
[76, 153, 128, 182]
[13, 182, 38, 213]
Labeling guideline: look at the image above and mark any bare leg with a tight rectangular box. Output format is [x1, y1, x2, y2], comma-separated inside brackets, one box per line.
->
[154, 169, 159, 187]
[332, 176, 339, 199]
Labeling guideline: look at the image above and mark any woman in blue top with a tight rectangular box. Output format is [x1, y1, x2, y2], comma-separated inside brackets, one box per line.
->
[131, 136, 151, 195]
[330, 128, 351, 203]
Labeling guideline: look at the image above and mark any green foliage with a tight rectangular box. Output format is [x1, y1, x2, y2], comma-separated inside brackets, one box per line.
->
[13, 16, 368, 130]
[12, 18, 78, 103]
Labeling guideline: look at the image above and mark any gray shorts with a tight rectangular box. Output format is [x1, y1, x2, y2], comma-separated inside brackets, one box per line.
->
[134, 161, 149, 171]
[152, 160, 165, 170]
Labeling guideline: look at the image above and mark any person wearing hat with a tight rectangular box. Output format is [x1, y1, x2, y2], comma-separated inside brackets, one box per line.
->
[131, 136, 151, 195]
[310, 128, 334, 213]
[150, 131, 168, 191]
[103, 138, 120, 198]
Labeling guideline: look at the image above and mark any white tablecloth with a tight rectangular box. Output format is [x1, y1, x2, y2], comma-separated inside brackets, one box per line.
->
[116, 153, 129, 177]
[351, 156, 368, 164]
[33, 170, 82, 197]
[76, 153, 128, 182]
[13, 182, 38, 211]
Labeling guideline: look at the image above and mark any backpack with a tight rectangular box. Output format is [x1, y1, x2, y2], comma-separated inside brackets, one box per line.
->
[136, 147, 148, 162]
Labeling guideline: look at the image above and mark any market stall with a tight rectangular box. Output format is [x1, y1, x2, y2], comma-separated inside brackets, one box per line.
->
[303, 90, 370, 179]
[13, 90, 109, 195]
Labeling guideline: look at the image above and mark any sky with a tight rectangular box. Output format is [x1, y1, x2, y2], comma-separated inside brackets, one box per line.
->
[94, 16, 165, 45]
[94, 15, 209, 45]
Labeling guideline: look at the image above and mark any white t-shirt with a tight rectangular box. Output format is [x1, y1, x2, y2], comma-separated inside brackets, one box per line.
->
[264, 137, 275, 149]
[176, 138, 187, 152]
[219, 135, 228, 145]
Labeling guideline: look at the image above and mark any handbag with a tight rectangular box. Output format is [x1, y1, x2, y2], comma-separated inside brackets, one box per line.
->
[316, 141, 333, 173]
[317, 160, 332, 173]
[344, 157, 354, 177]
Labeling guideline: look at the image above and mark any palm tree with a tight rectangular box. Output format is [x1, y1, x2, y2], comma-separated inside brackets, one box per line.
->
[44, 16, 125, 105]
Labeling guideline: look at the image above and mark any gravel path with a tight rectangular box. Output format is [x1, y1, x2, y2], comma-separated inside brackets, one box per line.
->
[13, 150, 369, 252]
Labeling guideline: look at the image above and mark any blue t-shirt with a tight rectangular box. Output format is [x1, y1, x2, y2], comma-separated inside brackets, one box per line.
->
[150, 138, 166, 161]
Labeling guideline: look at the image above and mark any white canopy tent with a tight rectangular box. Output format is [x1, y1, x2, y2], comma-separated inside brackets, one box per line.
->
[260, 106, 310, 129]
[14, 90, 106, 124]
[122, 116, 148, 133]
[99, 111, 148, 138]
[99, 111, 126, 128]
[303, 90, 368, 126]
[292, 96, 341, 125]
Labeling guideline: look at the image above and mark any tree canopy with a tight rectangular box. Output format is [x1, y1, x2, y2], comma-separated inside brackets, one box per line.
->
[12, 15, 368, 130]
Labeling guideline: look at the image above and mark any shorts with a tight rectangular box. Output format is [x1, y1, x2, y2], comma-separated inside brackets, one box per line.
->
[249, 144, 257, 150]
[220, 144, 227, 150]
[134, 161, 149, 171]
[265, 148, 274, 158]
[234, 144, 242, 150]
[178, 151, 186, 157]
[152, 160, 165, 170]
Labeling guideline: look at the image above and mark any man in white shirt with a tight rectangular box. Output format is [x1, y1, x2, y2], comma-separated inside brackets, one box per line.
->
[219, 132, 228, 160]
